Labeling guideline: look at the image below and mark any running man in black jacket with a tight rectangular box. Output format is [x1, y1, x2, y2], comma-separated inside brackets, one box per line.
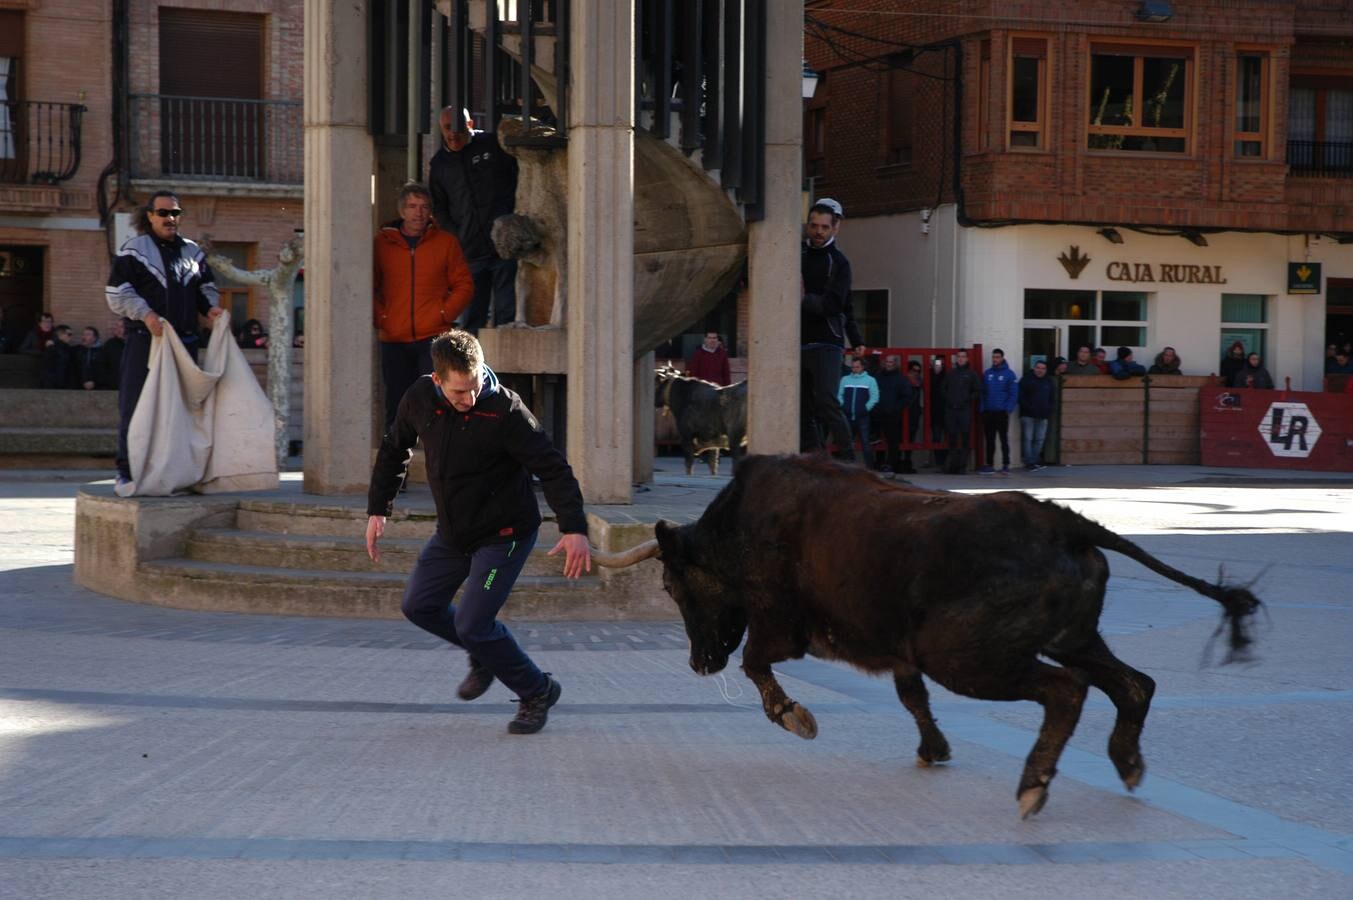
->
[366, 330, 591, 734]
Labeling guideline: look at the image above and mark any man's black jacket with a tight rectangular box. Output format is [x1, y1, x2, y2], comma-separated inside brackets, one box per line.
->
[800, 239, 860, 347]
[367, 365, 587, 551]
[428, 132, 519, 263]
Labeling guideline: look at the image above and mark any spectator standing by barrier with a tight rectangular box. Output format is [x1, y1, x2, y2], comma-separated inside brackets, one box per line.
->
[870, 354, 911, 474]
[941, 349, 980, 475]
[898, 359, 924, 474]
[19, 312, 55, 356]
[685, 331, 731, 385]
[1326, 349, 1353, 375]
[800, 199, 858, 462]
[1019, 359, 1055, 470]
[978, 348, 1018, 475]
[373, 181, 475, 431]
[837, 357, 879, 469]
[75, 327, 102, 391]
[927, 356, 948, 469]
[1066, 345, 1101, 375]
[1149, 346, 1183, 375]
[1219, 340, 1247, 385]
[39, 325, 75, 388]
[1231, 352, 1274, 390]
[1110, 347, 1147, 380]
[1093, 347, 1110, 374]
[429, 108, 520, 333]
[104, 190, 224, 487]
[97, 320, 124, 390]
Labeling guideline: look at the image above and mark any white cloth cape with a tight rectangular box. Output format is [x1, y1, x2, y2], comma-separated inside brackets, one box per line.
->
[116, 312, 279, 497]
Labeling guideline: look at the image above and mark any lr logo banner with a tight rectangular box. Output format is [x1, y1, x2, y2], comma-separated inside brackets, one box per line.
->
[1260, 402, 1322, 458]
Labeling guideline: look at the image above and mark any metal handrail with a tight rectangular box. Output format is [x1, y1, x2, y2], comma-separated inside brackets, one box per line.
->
[127, 94, 302, 183]
[1288, 139, 1353, 178]
[0, 100, 88, 185]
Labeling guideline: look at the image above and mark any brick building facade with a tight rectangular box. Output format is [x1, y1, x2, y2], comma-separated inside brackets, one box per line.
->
[0, 0, 303, 353]
[805, 0, 1353, 394]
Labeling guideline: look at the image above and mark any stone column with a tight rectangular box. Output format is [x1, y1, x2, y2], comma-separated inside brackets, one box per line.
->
[746, 1, 804, 455]
[633, 351, 655, 483]
[567, 0, 635, 503]
[303, 0, 376, 494]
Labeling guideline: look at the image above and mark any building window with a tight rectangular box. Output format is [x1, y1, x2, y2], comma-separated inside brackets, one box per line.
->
[1220, 293, 1268, 362]
[1288, 73, 1353, 176]
[1023, 288, 1148, 360]
[848, 289, 889, 348]
[0, 11, 22, 167]
[883, 64, 913, 166]
[1088, 43, 1192, 154]
[805, 105, 826, 178]
[1009, 37, 1047, 150]
[1235, 52, 1269, 158]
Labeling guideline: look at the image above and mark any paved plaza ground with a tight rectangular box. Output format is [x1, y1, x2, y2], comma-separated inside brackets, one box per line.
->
[2, 459, 1353, 898]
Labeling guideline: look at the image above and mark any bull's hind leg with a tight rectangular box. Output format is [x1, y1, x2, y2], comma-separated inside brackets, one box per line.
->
[931, 659, 1089, 818]
[741, 629, 817, 739]
[706, 449, 720, 476]
[1049, 636, 1156, 791]
[893, 665, 951, 766]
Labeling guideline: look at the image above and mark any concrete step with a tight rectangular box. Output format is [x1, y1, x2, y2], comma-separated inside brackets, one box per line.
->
[234, 497, 564, 544]
[0, 426, 118, 455]
[136, 558, 612, 619]
[0, 389, 119, 427]
[186, 528, 576, 578]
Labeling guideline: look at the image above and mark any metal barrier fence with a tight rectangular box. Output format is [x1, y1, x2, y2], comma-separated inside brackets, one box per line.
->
[128, 94, 302, 183]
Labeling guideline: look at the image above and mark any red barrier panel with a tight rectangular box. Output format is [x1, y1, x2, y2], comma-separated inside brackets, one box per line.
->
[1199, 387, 1353, 472]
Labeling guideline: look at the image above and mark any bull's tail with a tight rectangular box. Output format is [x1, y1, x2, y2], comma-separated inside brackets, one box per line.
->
[1070, 510, 1263, 662]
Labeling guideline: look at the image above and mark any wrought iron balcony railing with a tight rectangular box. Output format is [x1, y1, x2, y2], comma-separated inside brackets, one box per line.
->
[1288, 139, 1353, 178]
[0, 100, 88, 184]
[128, 94, 302, 184]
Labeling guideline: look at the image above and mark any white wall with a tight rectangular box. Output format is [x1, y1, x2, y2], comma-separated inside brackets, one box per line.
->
[837, 210, 1351, 392]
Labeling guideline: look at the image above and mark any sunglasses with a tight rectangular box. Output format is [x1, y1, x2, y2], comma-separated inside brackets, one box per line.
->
[151, 208, 184, 218]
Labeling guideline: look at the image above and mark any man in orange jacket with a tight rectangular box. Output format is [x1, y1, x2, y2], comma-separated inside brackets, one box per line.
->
[374, 182, 475, 429]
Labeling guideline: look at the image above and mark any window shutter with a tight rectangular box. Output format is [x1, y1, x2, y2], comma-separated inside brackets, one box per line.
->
[1011, 37, 1046, 59]
[159, 10, 263, 99]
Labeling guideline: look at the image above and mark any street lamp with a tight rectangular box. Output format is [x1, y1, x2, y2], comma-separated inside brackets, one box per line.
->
[802, 61, 820, 100]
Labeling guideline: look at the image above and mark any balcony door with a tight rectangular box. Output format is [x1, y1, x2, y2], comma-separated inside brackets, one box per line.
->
[159, 10, 264, 180]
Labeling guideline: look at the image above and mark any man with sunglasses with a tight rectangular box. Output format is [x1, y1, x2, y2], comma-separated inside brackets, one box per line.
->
[104, 190, 223, 487]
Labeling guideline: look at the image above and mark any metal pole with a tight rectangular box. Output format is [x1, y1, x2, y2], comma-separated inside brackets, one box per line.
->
[407, 0, 420, 181]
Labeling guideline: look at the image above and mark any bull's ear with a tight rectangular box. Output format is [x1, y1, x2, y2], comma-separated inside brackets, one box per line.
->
[654, 520, 683, 561]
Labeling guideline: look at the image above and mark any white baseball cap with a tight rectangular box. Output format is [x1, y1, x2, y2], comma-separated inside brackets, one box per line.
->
[814, 197, 843, 217]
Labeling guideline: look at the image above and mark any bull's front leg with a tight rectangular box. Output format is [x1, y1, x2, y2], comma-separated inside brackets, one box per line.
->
[741, 629, 817, 740]
[682, 441, 697, 476]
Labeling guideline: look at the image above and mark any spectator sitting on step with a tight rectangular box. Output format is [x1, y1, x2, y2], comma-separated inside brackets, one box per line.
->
[237, 318, 269, 349]
[75, 326, 103, 391]
[19, 312, 56, 356]
[1065, 345, 1102, 375]
[1148, 346, 1183, 375]
[1230, 352, 1274, 390]
[1109, 347, 1147, 380]
[39, 325, 76, 389]
[1219, 340, 1247, 385]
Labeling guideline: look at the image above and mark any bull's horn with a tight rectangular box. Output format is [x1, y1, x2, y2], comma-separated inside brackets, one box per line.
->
[590, 539, 661, 568]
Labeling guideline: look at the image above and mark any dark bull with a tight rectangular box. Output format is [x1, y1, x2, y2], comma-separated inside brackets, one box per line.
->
[591, 455, 1263, 818]
[655, 365, 749, 476]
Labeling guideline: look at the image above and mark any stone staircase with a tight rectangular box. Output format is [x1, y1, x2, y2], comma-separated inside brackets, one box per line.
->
[128, 494, 618, 620]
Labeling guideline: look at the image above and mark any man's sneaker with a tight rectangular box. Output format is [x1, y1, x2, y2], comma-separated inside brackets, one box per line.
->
[508, 675, 562, 734]
[1000, 465, 1011, 475]
[977, 466, 996, 475]
[456, 658, 495, 701]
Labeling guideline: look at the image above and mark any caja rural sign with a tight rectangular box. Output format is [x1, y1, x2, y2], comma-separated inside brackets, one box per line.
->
[1201, 388, 1352, 471]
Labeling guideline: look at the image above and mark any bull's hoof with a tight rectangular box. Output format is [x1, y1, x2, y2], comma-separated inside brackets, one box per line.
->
[1017, 785, 1049, 819]
[779, 704, 818, 740]
[916, 744, 951, 767]
[1119, 757, 1146, 792]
